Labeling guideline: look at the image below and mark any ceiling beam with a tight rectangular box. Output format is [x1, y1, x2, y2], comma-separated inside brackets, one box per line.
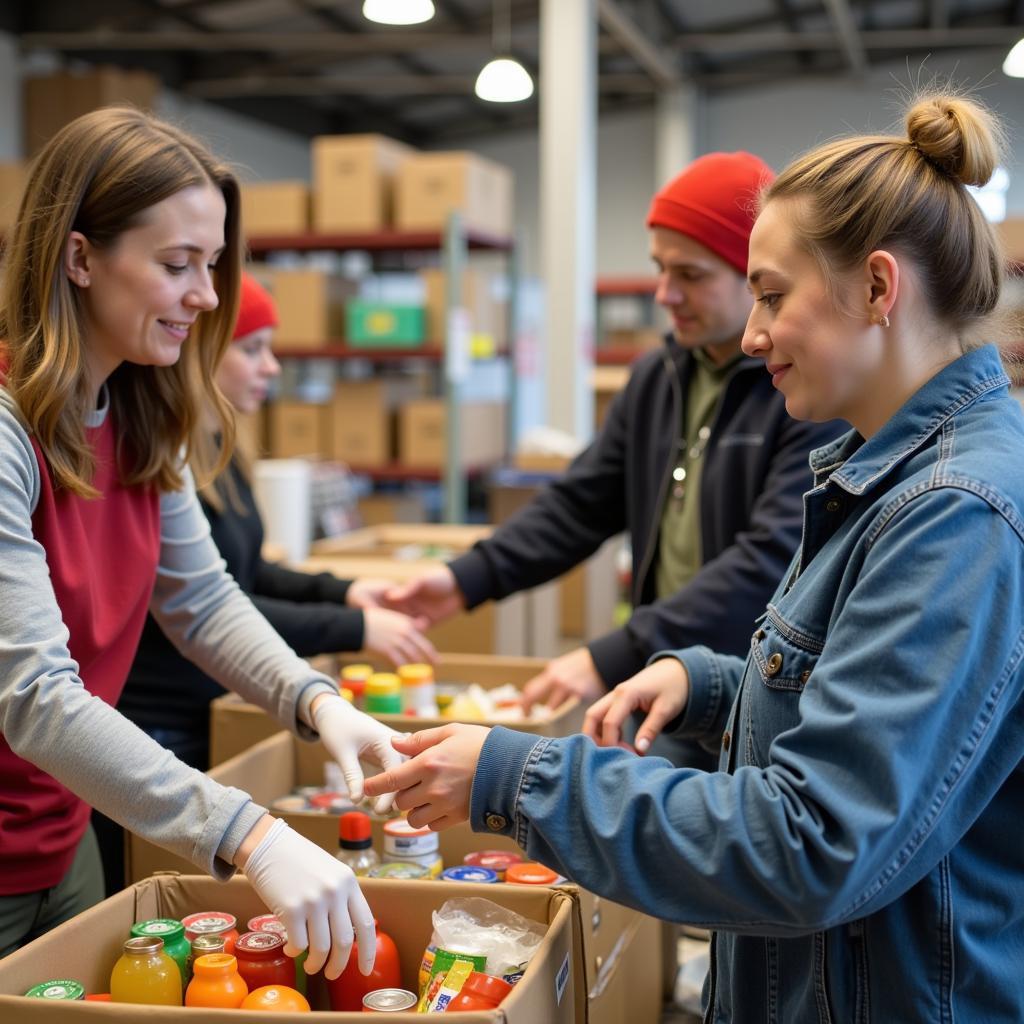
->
[596, 0, 680, 87]
[821, 0, 867, 72]
[667, 26, 1016, 52]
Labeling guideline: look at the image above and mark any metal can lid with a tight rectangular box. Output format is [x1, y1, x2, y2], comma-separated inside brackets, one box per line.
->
[235, 930, 285, 955]
[131, 918, 184, 940]
[25, 980, 85, 1000]
[191, 934, 227, 955]
[440, 865, 499, 883]
[182, 911, 237, 935]
[382, 817, 432, 838]
[247, 914, 286, 936]
[123, 935, 165, 955]
[362, 987, 418, 1011]
[366, 861, 430, 879]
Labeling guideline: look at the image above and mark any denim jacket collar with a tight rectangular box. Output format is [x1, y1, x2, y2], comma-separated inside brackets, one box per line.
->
[809, 344, 1010, 496]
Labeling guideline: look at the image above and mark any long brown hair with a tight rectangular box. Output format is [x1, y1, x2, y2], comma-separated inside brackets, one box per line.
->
[0, 105, 241, 497]
[763, 93, 1006, 341]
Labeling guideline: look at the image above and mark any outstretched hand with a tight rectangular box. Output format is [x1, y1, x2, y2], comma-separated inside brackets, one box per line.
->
[382, 566, 465, 625]
[362, 724, 491, 830]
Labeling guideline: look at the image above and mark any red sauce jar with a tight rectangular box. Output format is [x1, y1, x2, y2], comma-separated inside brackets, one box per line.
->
[181, 912, 239, 955]
[233, 931, 296, 991]
[325, 920, 401, 1012]
[447, 971, 514, 1011]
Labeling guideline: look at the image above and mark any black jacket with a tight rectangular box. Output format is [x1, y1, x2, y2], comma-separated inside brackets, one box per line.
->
[450, 336, 845, 686]
[118, 457, 362, 737]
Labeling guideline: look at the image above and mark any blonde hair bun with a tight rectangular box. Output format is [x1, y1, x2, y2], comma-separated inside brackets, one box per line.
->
[905, 94, 1001, 188]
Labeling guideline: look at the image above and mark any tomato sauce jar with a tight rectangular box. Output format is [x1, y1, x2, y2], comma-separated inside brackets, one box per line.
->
[234, 931, 296, 991]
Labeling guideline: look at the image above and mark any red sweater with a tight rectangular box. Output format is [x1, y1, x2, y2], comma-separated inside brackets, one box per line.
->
[0, 415, 160, 893]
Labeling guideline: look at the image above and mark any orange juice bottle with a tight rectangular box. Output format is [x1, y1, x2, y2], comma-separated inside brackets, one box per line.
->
[185, 953, 248, 1008]
[109, 937, 182, 1005]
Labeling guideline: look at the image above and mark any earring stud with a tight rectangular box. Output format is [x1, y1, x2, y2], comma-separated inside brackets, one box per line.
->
[874, 314, 890, 328]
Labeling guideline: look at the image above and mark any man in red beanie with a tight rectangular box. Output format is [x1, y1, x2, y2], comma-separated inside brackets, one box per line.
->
[386, 153, 842, 754]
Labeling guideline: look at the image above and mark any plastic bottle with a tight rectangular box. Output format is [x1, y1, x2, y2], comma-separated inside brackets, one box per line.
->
[336, 810, 379, 875]
[130, 918, 190, 984]
[447, 971, 514, 1011]
[397, 663, 438, 717]
[184, 953, 248, 1009]
[109, 936, 182, 1006]
[365, 673, 402, 715]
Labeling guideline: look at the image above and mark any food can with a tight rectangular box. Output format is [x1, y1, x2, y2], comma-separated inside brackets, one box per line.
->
[24, 980, 85, 1000]
[463, 849, 524, 881]
[440, 865, 499, 884]
[362, 987, 418, 1012]
[366, 861, 430, 880]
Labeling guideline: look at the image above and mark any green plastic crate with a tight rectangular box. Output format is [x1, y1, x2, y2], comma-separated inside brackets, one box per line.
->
[345, 300, 426, 348]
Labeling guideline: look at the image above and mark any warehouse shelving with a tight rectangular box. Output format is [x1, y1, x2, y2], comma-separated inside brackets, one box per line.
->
[248, 214, 517, 523]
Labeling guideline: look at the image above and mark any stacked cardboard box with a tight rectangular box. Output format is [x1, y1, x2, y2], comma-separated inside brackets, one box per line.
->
[398, 400, 507, 471]
[240, 181, 310, 236]
[270, 268, 356, 349]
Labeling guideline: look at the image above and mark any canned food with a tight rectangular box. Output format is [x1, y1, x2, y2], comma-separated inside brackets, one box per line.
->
[383, 817, 439, 857]
[366, 861, 430, 880]
[463, 850, 523, 881]
[24, 980, 85, 1000]
[362, 987, 418, 1012]
[440, 865, 499, 884]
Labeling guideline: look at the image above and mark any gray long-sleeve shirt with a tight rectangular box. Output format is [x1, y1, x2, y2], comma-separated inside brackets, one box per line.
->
[0, 386, 337, 881]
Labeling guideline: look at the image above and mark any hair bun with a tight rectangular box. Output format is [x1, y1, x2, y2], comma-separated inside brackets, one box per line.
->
[905, 95, 1001, 188]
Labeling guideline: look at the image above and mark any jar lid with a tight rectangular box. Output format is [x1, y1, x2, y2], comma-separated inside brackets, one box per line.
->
[247, 914, 285, 936]
[191, 934, 227, 955]
[341, 663, 374, 681]
[340, 810, 372, 842]
[397, 663, 434, 685]
[131, 918, 184, 941]
[193, 953, 237, 975]
[464, 850, 524, 871]
[441, 865, 499, 883]
[25, 980, 85, 1000]
[235, 931, 285, 956]
[366, 672, 401, 696]
[123, 936, 164, 956]
[182, 911, 237, 935]
[464, 971, 513, 1001]
[383, 816, 431, 838]
[366, 861, 429, 879]
[505, 861, 559, 885]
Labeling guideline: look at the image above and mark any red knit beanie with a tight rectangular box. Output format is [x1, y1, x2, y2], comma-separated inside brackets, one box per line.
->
[232, 272, 278, 341]
[646, 152, 776, 274]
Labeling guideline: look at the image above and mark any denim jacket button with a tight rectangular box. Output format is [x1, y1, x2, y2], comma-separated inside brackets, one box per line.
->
[722, 730, 731, 751]
[766, 652, 783, 676]
[826, 499, 841, 512]
[800, 669, 811, 683]
[754, 629, 766, 641]
[485, 812, 508, 832]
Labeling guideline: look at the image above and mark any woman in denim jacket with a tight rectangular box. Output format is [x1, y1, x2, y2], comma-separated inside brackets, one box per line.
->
[365, 92, 1023, 1022]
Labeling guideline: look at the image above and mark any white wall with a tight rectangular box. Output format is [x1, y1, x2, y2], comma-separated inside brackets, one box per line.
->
[464, 49, 1024, 278]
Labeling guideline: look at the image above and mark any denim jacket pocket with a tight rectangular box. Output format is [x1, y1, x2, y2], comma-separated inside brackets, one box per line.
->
[745, 614, 822, 768]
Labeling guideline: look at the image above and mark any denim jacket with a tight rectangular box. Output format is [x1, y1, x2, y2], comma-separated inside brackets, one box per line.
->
[471, 345, 1024, 1022]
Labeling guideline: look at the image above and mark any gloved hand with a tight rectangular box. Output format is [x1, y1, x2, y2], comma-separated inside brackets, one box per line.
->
[242, 818, 375, 979]
[312, 693, 406, 813]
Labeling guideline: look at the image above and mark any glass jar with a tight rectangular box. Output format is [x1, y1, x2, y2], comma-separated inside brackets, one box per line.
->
[181, 911, 239, 955]
[130, 918, 189, 984]
[110, 936, 182, 1005]
[234, 931, 296, 991]
[324, 919, 401, 1012]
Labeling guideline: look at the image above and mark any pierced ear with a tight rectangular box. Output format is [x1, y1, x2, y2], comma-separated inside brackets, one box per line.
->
[64, 231, 93, 288]
[865, 249, 899, 323]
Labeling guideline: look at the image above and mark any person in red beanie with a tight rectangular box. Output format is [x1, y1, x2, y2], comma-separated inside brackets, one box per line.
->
[386, 153, 843, 760]
[92, 272, 435, 892]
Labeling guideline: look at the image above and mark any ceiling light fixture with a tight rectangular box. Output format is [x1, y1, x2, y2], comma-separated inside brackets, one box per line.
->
[1004, 37, 1024, 77]
[362, 0, 435, 26]
[474, 0, 533, 103]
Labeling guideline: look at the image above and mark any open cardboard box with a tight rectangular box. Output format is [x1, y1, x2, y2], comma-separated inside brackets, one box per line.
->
[297, 524, 560, 659]
[128, 734, 665, 1024]
[0, 874, 582, 1022]
[209, 652, 582, 766]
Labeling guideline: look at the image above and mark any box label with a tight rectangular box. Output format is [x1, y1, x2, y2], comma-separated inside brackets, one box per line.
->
[555, 950, 570, 1005]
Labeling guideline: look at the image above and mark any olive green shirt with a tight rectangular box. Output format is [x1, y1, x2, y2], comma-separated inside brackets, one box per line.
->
[655, 348, 744, 600]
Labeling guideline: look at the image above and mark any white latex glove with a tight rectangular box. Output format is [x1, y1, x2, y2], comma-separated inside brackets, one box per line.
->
[312, 693, 406, 813]
[242, 818, 375, 979]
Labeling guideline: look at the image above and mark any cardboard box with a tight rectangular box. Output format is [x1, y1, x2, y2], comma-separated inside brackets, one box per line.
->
[125, 734, 663, 1024]
[0, 161, 25, 233]
[998, 217, 1024, 262]
[268, 400, 330, 459]
[399, 399, 506, 470]
[329, 379, 393, 466]
[312, 134, 414, 233]
[601, 327, 662, 351]
[240, 180, 310, 237]
[345, 301, 425, 348]
[208, 651, 578, 766]
[0, 872, 583, 1023]
[357, 492, 427, 526]
[271, 269, 355, 348]
[303, 524, 558, 659]
[421, 267, 505, 347]
[24, 67, 159, 156]
[395, 152, 513, 238]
